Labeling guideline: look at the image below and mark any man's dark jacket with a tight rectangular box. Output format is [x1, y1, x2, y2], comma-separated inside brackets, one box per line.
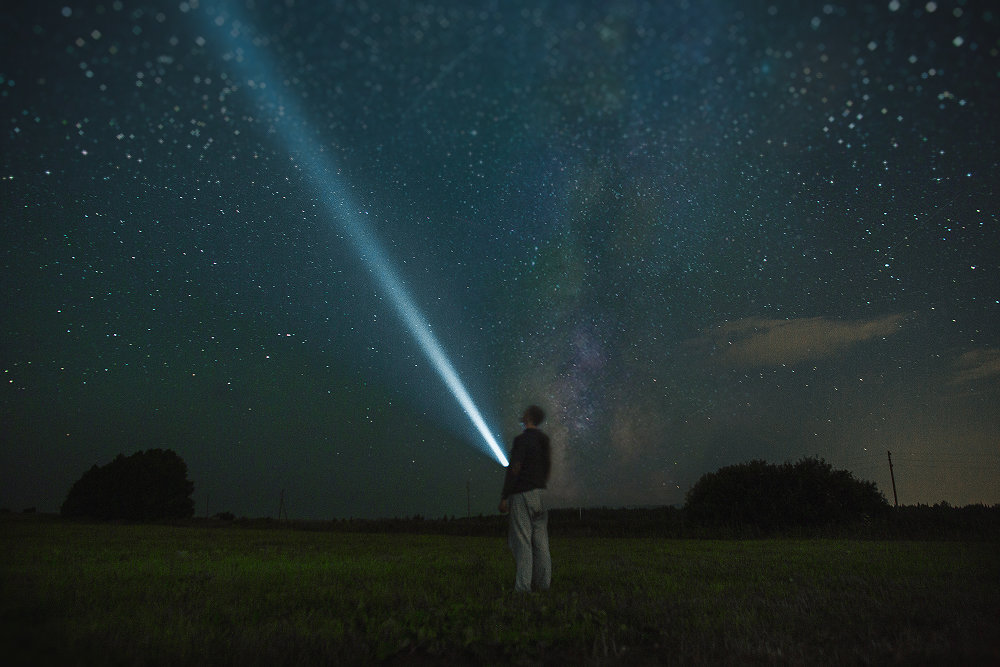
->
[501, 428, 551, 499]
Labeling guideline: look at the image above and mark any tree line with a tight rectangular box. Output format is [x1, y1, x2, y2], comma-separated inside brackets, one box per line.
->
[61, 449, 194, 521]
[683, 457, 888, 529]
[56, 450, 997, 539]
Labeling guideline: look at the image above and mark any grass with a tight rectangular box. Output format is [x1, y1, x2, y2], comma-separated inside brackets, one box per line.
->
[1, 517, 997, 665]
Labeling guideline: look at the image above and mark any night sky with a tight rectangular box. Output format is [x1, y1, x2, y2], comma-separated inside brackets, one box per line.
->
[3, 1, 998, 520]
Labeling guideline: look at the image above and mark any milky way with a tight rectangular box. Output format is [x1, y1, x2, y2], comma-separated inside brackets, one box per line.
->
[2, 1, 998, 518]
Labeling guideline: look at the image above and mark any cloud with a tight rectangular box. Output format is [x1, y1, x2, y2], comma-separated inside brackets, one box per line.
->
[699, 314, 905, 368]
[950, 349, 1000, 385]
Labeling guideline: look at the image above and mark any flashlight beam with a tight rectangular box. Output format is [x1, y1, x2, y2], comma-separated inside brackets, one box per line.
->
[213, 9, 508, 467]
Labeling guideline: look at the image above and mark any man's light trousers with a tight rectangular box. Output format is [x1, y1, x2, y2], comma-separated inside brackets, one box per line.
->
[507, 489, 551, 592]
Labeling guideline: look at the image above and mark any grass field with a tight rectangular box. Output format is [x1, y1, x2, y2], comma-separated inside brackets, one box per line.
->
[1, 516, 997, 665]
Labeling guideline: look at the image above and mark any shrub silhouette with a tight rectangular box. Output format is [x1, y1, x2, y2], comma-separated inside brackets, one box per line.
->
[61, 449, 195, 520]
[684, 457, 888, 529]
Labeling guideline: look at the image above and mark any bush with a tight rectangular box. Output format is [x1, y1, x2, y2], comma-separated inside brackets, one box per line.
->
[684, 457, 888, 530]
[61, 449, 195, 521]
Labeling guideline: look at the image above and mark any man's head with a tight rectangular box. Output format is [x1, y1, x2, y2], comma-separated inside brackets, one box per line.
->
[522, 405, 545, 427]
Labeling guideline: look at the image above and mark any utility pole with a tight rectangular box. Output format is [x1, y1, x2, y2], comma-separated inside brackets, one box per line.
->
[887, 450, 898, 507]
[278, 489, 288, 521]
[466, 479, 471, 519]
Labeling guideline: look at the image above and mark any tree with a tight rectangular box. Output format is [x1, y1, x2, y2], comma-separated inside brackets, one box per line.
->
[684, 457, 888, 529]
[61, 449, 195, 521]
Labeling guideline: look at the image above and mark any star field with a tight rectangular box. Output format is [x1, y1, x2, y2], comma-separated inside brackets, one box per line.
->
[2, 1, 998, 519]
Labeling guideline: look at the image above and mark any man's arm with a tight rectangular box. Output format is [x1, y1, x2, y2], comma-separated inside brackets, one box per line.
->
[500, 438, 525, 502]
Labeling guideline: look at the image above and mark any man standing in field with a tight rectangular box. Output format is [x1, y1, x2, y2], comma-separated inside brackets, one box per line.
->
[498, 405, 552, 592]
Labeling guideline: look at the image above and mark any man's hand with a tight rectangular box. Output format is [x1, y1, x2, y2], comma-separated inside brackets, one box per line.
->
[498, 498, 509, 514]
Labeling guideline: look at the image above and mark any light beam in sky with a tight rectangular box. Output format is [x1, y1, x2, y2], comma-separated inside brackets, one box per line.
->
[210, 7, 508, 467]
